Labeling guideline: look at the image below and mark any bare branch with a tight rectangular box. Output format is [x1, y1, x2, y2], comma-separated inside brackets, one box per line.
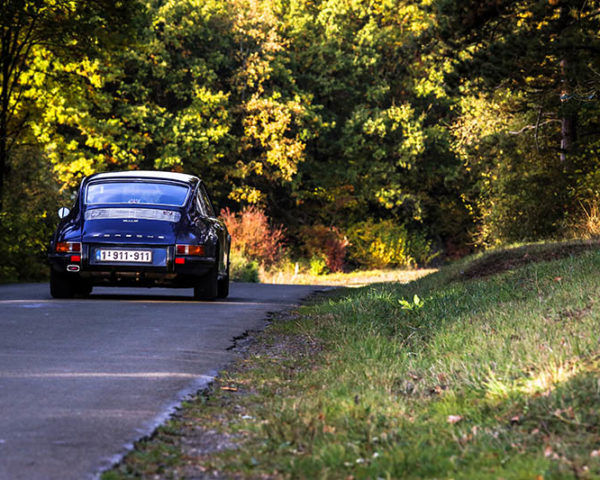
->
[509, 119, 561, 135]
[534, 105, 543, 152]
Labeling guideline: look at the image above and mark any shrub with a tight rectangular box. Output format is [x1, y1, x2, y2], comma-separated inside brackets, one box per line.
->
[221, 206, 286, 268]
[309, 255, 328, 276]
[346, 220, 432, 269]
[299, 225, 349, 273]
[230, 251, 260, 283]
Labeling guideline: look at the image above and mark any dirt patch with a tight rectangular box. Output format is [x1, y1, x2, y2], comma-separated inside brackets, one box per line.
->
[172, 313, 323, 478]
[460, 240, 600, 279]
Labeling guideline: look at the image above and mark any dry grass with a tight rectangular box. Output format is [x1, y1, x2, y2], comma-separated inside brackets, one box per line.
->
[259, 267, 437, 286]
[568, 198, 600, 239]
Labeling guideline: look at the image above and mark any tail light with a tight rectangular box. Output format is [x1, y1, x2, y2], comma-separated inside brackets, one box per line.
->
[176, 244, 205, 256]
[56, 242, 81, 253]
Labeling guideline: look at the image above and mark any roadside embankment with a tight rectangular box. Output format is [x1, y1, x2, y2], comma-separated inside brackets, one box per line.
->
[104, 240, 600, 479]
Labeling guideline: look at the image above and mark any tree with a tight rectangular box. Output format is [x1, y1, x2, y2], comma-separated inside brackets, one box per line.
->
[437, 0, 600, 243]
[0, 0, 142, 209]
[267, 0, 472, 250]
[438, 0, 600, 164]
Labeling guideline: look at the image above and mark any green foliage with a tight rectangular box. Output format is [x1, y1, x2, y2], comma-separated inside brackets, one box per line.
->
[230, 251, 260, 283]
[309, 255, 328, 276]
[37, 0, 236, 192]
[398, 294, 424, 311]
[443, 0, 600, 245]
[282, 0, 469, 247]
[452, 88, 572, 246]
[5, 0, 600, 282]
[0, 147, 66, 282]
[0, 0, 144, 205]
[347, 220, 432, 269]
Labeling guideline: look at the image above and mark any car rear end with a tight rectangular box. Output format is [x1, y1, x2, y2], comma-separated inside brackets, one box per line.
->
[49, 173, 218, 297]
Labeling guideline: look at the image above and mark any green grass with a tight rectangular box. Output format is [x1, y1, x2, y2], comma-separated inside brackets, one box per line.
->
[104, 241, 600, 479]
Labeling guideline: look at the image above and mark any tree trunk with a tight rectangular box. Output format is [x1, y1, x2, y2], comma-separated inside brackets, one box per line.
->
[560, 112, 576, 164]
[0, 73, 7, 213]
[0, 123, 5, 213]
[558, 4, 576, 164]
[559, 57, 577, 164]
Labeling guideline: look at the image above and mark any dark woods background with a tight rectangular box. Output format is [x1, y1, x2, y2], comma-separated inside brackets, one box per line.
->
[2, 0, 600, 281]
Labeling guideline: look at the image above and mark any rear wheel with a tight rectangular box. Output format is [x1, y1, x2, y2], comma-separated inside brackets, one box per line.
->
[217, 261, 229, 299]
[77, 281, 93, 297]
[50, 269, 77, 299]
[193, 264, 218, 300]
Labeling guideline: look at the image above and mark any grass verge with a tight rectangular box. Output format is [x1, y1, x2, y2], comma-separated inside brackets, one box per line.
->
[103, 240, 600, 479]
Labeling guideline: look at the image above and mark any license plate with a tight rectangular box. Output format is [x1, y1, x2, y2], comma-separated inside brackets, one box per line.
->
[96, 249, 152, 263]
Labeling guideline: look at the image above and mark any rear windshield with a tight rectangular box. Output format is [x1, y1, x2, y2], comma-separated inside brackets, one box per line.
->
[86, 182, 190, 207]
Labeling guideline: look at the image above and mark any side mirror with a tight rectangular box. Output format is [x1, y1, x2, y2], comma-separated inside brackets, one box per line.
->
[58, 207, 71, 219]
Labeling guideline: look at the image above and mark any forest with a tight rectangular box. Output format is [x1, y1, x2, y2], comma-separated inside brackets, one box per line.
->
[1, 0, 600, 281]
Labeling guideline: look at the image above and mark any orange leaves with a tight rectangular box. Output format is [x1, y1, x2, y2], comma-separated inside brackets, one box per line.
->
[221, 205, 286, 267]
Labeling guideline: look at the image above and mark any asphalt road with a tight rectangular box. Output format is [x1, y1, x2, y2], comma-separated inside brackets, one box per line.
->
[0, 282, 321, 480]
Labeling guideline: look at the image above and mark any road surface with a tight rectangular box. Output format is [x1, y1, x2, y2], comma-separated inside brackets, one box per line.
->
[0, 282, 321, 479]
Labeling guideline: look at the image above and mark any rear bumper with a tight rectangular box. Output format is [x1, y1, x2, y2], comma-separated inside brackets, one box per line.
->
[49, 244, 216, 288]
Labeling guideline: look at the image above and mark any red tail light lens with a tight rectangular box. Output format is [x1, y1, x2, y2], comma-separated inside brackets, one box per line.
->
[176, 244, 205, 256]
[56, 242, 81, 253]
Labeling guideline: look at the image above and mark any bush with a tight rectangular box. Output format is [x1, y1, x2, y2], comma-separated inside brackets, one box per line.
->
[299, 225, 349, 273]
[230, 251, 260, 283]
[309, 255, 328, 276]
[346, 220, 432, 269]
[221, 206, 286, 268]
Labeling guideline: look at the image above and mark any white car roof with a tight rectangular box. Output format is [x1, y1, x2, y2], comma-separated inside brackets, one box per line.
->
[88, 171, 199, 184]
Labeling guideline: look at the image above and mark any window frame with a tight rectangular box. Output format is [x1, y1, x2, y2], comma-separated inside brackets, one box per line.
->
[84, 180, 191, 207]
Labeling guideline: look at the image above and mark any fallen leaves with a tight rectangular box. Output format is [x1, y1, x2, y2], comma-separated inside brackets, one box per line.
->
[544, 445, 559, 459]
[447, 415, 463, 424]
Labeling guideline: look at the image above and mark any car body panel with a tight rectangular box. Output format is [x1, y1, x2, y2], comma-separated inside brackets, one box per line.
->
[48, 171, 230, 298]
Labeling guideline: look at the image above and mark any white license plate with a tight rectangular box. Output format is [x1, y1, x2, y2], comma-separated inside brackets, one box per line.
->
[96, 249, 153, 263]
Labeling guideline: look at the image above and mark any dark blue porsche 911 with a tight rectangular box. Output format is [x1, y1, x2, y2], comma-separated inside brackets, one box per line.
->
[48, 171, 230, 300]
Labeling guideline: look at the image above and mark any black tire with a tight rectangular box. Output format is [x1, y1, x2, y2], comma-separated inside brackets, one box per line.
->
[193, 264, 218, 300]
[217, 263, 229, 299]
[77, 282, 93, 297]
[50, 269, 76, 299]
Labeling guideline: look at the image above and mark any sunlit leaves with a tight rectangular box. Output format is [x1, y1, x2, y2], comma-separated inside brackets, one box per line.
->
[242, 94, 308, 181]
[11, 0, 599, 260]
[440, 0, 600, 244]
